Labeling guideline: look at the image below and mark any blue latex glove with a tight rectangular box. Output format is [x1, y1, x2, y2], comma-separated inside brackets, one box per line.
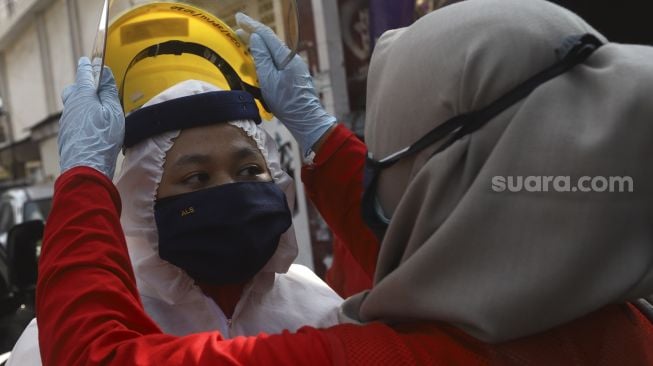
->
[235, 13, 336, 156]
[59, 57, 124, 179]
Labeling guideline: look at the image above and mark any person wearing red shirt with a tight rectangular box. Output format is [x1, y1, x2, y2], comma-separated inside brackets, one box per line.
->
[37, 0, 653, 364]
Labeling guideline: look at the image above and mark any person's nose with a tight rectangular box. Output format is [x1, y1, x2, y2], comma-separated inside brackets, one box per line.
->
[212, 171, 236, 187]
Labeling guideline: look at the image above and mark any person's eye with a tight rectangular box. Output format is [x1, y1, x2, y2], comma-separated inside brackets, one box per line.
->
[237, 164, 265, 178]
[182, 172, 210, 186]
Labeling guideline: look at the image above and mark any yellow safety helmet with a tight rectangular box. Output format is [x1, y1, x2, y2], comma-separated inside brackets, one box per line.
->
[104, 1, 272, 119]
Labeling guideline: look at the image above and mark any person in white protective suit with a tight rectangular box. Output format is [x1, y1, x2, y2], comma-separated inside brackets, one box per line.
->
[6, 79, 342, 366]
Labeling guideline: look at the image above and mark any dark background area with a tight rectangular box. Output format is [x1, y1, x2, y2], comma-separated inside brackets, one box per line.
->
[552, 0, 651, 45]
[444, 0, 652, 45]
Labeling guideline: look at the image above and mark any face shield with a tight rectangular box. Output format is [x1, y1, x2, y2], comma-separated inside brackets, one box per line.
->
[91, 0, 299, 118]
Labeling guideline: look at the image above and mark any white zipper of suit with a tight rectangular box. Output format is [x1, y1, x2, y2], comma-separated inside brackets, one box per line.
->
[199, 279, 257, 338]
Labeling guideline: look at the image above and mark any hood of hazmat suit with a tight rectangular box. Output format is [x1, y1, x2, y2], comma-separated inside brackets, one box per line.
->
[115, 79, 341, 337]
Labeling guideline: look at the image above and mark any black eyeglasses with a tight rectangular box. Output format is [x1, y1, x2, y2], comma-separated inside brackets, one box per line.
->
[361, 33, 603, 237]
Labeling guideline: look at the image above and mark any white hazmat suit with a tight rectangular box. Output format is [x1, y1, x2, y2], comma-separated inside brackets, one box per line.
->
[7, 80, 342, 365]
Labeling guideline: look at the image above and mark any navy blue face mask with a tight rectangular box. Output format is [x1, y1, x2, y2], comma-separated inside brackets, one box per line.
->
[154, 181, 292, 285]
[362, 34, 603, 240]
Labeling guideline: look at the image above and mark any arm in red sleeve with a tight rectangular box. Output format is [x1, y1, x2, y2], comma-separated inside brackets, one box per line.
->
[36, 167, 342, 366]
[36, 167, 500, 366]
[302, 124, 379, 282]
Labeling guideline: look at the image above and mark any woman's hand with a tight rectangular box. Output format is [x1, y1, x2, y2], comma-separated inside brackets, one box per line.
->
[236, 13, 336, 157]
[59, 57, 124, 179]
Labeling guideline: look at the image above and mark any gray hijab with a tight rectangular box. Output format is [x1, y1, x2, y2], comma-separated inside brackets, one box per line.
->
[341, 0, 653, 343]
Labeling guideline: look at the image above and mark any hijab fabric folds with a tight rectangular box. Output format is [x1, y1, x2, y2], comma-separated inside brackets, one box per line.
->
[343, 0, 653, 343]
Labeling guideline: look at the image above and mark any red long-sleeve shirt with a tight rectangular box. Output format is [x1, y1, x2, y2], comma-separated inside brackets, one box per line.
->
[36, 126, 653, 365]
[302, 125, 378, 296]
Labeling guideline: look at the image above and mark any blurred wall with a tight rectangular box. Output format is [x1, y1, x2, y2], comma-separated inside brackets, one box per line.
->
[0, 0, 101, 180]
[4, 23, 48, 142]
